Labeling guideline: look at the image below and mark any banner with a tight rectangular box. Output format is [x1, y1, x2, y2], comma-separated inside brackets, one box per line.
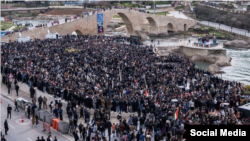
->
[97, 13, 104, 33]
[47, 22, 52, 27]
[28, 27, 35, 30]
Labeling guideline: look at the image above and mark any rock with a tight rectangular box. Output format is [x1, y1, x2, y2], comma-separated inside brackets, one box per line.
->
[223, 39, 250, 49]
[207, 64, 222, 74]
[191, 54, 232, 67]
[215, 55, 232, 67]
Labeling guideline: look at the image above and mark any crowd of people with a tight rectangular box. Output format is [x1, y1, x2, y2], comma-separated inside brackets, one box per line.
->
[1, 34, 250, 141]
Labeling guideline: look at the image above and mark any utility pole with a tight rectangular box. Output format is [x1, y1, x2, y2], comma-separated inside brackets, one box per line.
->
[154, 0, 155, 16]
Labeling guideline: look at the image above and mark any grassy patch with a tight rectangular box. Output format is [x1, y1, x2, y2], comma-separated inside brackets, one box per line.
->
[118, 23, 125, 25]
[113, 15, 121, 18]
[150, 12, 170, 16]
[1, 22, 13, 30]
[12, 26, 25, 31]
[175, 5, 186, 10]
[200, 26, 213, 30]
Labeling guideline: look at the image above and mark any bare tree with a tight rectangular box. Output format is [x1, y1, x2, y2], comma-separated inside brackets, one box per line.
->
[93, 1, 112, 8]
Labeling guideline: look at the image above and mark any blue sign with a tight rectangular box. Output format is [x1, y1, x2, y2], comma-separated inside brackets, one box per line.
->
[97, 13, 104, 33]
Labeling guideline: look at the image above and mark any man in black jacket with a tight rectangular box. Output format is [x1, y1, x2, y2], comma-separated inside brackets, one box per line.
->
[139, 115, 145, 129]
[7, 104, 12, 119]
[133, 116, 138, 131]
[15, 84, 19, 96]
[30, 86, 35, 98]
[4, 119, 8, 135]
[14, 99, 19, 112]
[38, 95, 43, 109]
[73, 130, 79, 141]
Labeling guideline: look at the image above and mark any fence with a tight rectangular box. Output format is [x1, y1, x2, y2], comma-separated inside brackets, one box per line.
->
[200, 3, 247, 13]
[197, 21, 250, 38]
[178, 39, 224, 48]
[43, 122, 51, 134]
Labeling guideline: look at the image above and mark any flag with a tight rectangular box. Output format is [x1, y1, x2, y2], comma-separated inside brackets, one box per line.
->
[145, 90, 148, 97]
[208, 44, 211, 48]
[174, 108, 179, 121]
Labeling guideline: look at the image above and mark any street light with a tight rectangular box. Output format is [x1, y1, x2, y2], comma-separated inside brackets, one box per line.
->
[154, 0, 155, 16]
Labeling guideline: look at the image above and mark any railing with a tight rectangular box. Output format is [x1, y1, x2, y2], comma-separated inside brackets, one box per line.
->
[197, 21, 250, 38]
[178, 39, 224, 48]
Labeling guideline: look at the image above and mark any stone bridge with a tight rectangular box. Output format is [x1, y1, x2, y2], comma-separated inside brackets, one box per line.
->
[1, 9, 197, 42]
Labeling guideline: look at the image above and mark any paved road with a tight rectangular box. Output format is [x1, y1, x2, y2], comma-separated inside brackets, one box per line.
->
[1, 96, 75, 141]
[197, 21, 250, 37]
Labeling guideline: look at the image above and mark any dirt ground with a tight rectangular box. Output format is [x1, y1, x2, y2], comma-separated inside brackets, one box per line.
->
[44, 8, 91, 15]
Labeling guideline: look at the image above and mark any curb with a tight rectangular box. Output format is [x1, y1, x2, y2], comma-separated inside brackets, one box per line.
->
[1, 93, 15, 102]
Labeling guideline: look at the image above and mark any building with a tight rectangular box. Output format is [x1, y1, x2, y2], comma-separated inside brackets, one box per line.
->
[49, 0, 98, 5]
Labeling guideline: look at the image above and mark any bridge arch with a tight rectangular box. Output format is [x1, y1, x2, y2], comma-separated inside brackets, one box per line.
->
[184, 24, 187, 31]
[117, 12, 134, 35]
[75, 30, 83, 35]
[104, 11, 135, 35]
[167, 23, 174, 33]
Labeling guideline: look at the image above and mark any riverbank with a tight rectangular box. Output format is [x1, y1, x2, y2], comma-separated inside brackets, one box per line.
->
[152, 38, 231, 75]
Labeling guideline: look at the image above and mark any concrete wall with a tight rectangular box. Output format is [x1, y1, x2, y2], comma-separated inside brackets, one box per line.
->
[1, 9, 197, 42]
[180, 46, 226, 57]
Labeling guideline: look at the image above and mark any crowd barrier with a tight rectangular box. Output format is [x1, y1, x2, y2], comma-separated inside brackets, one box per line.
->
[43, 122, 51, 134]
[34, 108, 40, 117]
[178, 39, 223, 48]
[58, 121, 69, 134]
[52, 119, 61, 131]
[17, 97, 29, 109]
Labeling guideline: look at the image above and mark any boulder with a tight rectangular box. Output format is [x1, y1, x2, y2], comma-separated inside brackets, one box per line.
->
[207, 64, 222, 74]
[223, 39, 250, 49]
[215, 55, 232, 67]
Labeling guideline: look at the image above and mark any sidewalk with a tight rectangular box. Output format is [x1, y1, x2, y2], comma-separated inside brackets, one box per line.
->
[0, 75, 137, 126]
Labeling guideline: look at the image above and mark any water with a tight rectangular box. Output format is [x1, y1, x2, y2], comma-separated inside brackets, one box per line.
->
[12, 20, 52, 26]
[195, 61, 212, 70]
[146, 35, 250, 85]
[216, 48, 250, 85]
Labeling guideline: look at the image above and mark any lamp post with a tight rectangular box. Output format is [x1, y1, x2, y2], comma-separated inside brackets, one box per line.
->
[154, 0, 155, 16]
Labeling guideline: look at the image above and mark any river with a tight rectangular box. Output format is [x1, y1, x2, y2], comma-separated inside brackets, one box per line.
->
[147, 35, 250, 85]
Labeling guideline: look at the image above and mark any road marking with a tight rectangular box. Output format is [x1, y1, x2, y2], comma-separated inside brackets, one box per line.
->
[50, 127, 74, 141]
[1, 96, 15, 106]
[27, 138, 32, 141]
[8, 124, 15, 129]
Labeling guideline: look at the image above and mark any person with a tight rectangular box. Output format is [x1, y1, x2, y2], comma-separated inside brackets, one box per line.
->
[1, 135, 6, 141]
[38, 95, 43, 109]
[7, 82, 11, 95]
[7, 104, 12, 119]
[32, 115, 35, 128]
[73, 130, 79, 141]
[54, 136, 57, 141]
[4, 119, 8, 135]
[36, 136, 41, 141]
[139, 133, 145, 141]
[35, 114, 39, 127]
[15, 84, 19, 96]
[43, 96, 47, 109]
[59, 108, 63, 120]
[41, 136, 45, 141]
[112, 123, 116, 137]
[27, 106, 31, 119]
[49, 101, 54, 113]
[14, 99, 19, 112]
